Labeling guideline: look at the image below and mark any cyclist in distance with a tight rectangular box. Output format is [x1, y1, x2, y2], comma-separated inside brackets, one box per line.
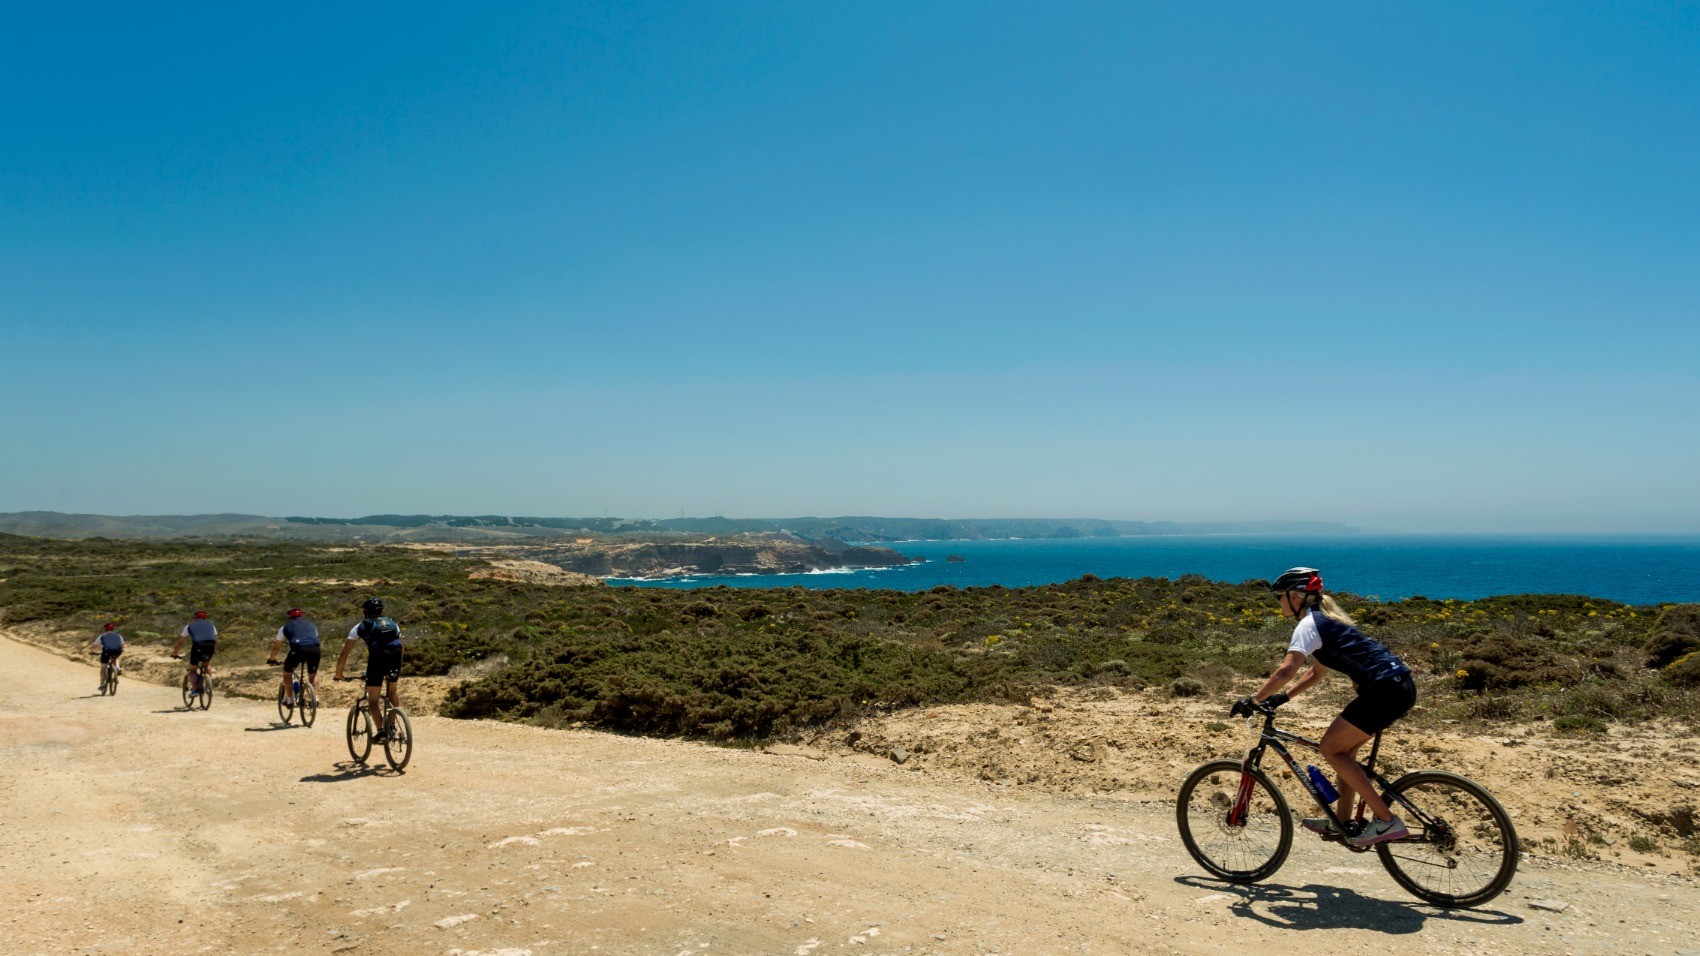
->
[170, 610, 219, 693]
[267, 608, 322, 706]
[334, 597, 404, 742]
[83, 622, 124, 691]
[1241, 567, 1417, 847]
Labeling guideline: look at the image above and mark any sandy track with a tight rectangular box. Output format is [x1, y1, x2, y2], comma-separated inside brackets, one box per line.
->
[1, 634, 1696, 956]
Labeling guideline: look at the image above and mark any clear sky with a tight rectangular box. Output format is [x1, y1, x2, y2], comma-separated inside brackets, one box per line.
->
[3, 3, 1697, 532]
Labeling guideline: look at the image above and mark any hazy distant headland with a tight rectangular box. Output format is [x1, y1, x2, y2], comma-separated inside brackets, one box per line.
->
[0, 512, 1359, 580]
[0, 511, 1360, 543]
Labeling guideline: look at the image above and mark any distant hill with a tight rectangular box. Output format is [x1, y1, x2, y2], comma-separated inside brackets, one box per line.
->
[0, 511, 1360, 543]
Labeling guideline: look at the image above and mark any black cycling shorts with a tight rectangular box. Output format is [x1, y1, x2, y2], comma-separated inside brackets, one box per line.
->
[188, 642, 217, 666]
[283, 646, 322, 674]
[1340, 673, 1417, 735]
[99, 648, 123, 664]
[363, 646, 403, 688]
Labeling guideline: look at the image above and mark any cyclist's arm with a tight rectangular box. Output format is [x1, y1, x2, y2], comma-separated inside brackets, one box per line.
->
[171, 630, 187, 657]
[267, 628, 286, 662]
[1254, 650, 1308, 701]
[333, 639, 356, 680]
[1283, 660, 1331, 699]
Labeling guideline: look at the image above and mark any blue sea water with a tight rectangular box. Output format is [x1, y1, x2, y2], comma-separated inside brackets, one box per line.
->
[611, 534, 1700, 605]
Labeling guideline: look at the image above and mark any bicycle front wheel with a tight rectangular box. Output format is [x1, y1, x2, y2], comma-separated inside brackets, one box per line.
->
[346, 702, 371, 763]
[300, 682, 318, 727]
[383, 708, 413, 772]
[1376, 771, 1519, 908]
[1177, 759, 1293, 883]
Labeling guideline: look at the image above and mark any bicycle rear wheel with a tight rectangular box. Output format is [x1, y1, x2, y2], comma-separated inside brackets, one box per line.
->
[198, 673, 213, 710]
[383, 707, 413, 772]
[1375, 771, 1519, 907]
[1177, 759, 1293, 883]
[277, 680, 295, 724]
[300, 682, 318, 728]
[109, 665, 119, 695]
[346, 702, 371, 763]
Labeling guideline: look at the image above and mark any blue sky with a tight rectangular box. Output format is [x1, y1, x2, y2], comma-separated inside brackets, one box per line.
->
[3, 3, 1697, 531]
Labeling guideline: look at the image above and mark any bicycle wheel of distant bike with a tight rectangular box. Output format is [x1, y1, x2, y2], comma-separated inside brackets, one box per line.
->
[346, 702, 372, 764]
[1375, 771, 1519, 908]
[299, 681, 318, 727]
[277, 682, 295, 724]
[1177, 760, 1293, 884]
[383, 707, 413, 772]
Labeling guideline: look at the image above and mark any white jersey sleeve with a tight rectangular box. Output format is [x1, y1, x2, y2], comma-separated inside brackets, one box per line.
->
[180, 625, 190, 638]
[347, 624, 362, 641]
[275, 627, 287, 641]
[1287, 615, 1322, 657]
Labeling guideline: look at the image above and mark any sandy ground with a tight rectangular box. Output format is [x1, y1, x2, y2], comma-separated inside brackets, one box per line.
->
[3, 632, 1698, 956]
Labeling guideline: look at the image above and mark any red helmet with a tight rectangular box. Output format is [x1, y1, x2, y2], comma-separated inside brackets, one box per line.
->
[194, 611, 208, 619]
[287, 608, 304, 618]
[104, 622, 117, 631]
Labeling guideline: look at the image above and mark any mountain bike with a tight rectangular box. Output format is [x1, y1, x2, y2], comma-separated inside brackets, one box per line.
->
[270, 660, 318, 727]
[1177, 698, 1518, 908]
[336, 676, 412, 771]
[176, 663, 213, 710]
[90, 652, 120, 695]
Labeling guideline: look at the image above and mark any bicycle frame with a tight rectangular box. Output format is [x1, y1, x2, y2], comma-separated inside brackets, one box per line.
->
[1234, 708, 1394, 840]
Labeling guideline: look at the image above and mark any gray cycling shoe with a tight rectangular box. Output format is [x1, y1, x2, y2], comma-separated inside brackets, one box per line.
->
[1348, 815, 1410, 847]
[1301, 817, 1341, 836]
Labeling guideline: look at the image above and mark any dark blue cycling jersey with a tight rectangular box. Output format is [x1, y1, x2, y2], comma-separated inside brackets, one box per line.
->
[279, 618, 321, 647]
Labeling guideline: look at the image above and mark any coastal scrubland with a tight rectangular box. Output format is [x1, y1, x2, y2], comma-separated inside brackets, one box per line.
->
[3, 532, 1696, 742]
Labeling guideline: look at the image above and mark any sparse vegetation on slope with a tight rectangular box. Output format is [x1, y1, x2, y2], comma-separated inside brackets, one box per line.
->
[1, 534, 1695, 740]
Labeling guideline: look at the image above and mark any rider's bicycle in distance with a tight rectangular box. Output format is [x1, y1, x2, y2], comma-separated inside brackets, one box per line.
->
[1177, 697, 1518, 908]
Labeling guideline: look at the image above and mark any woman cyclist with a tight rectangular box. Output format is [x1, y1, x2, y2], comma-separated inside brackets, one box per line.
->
[1242, 567, 1416, 847]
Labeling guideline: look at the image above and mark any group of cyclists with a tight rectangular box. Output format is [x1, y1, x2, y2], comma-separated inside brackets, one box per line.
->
[79, 567, 1418, 847]
[87, 596, 408, 741]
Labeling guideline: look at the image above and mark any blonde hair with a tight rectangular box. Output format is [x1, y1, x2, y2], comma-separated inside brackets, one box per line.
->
[1305, 588, 1360, 625]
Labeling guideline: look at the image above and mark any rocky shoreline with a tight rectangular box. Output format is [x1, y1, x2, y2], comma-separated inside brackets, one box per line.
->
[458, 535, 917, 580]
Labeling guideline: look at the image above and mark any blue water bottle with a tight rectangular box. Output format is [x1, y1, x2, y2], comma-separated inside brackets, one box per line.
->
[1306, 765, 1339, 804]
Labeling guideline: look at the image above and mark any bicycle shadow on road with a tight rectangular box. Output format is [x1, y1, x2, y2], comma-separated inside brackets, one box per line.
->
[243, 723, 300, 732]
[1173, 876, 1523, 934]
[299, 760, 400, 783]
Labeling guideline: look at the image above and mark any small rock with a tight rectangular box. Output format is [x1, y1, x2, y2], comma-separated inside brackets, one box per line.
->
[434, 914, 480, 929]
[1528, 899, 1570, 914]
[890, 748, 910, 765]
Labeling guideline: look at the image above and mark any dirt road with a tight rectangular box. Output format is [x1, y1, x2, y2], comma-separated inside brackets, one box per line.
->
[2, 633, 1696, 956]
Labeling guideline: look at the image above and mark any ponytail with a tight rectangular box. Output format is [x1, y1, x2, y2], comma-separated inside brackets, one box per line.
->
[1317, 593, 1358, 627]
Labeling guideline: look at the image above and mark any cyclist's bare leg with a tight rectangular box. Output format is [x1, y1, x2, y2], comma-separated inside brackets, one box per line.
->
[1319, 717, 1394, 822]
[385, 678, 399, 711]
[366, 684, 385, 727]
[278, 670, 294, 702]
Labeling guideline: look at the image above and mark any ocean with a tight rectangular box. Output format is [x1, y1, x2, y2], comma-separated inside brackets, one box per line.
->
[610, 534, 1700, 605]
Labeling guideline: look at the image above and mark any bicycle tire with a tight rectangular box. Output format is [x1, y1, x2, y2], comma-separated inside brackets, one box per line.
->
[277, 681, 295, 724]
[181, 671, 193, 708]
[1375, 770, 1519, 908]
[1177, 759, 1293, 883]
[198, 673, 213, 710]
[346, 702, 371, 764]
[300, 682, 317, 728]
[109, 665, 118, 696]
[99, 665, 110, 696]
[383, 707, 413, 772]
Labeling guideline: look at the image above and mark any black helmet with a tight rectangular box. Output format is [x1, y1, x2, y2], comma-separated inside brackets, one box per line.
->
[361, 597, 384, 617]
[1269, 567, 1323, 593]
